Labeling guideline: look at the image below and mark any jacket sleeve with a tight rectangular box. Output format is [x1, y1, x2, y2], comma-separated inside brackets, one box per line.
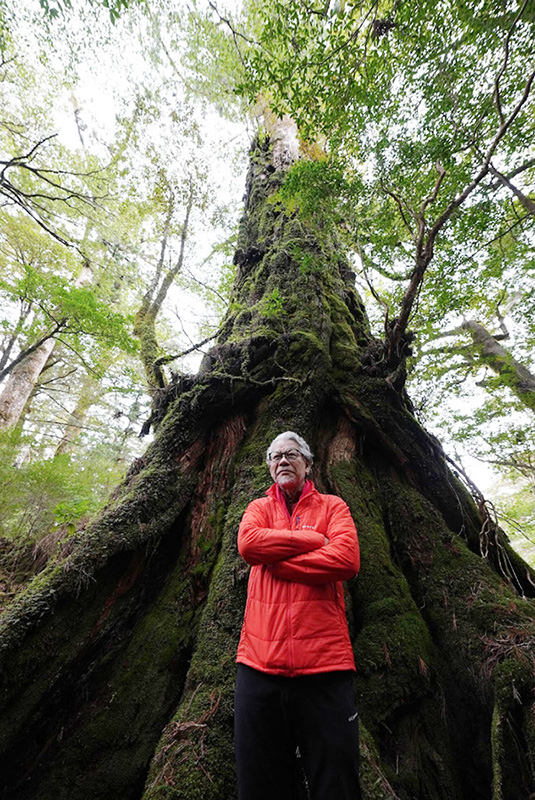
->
[238, 499, 325, 566]
[270, 499, 359, 585]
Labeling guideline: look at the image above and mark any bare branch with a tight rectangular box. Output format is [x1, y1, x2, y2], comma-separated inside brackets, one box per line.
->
[385, 63, 535, 363]
[478, 456, 535, 476]
[354, 226, 391, 332]
[0, 133, 109, 253]
[0, 179, 79, 249]
[358, 256, 411, 283]
[421, 161, 446, 215]
[140, 186, 175, 314]
[431, 65, 535, 240]
[208, 1, 258, 46]
[0, 134, 58, 175]
[0, 164, 98, 202]
[387, 161, 446, 355]
[52, 336, 101, 375]
[154, 332, 219, 368]
[380, 182, 416, 237]
[183, 265, 227, 303]
[493, 0, 530, 125]
[37, 367, 79, 387]
[152, 190, 194, 315]
[208, 0, 257, 70]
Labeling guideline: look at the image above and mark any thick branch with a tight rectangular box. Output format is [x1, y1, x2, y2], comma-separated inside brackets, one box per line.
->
[488, 164, 535, 217]
[487, 156, 535, 189]
[461, 320, 535, 412]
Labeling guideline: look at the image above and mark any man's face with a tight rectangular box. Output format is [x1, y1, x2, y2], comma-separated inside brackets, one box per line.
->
[268, 435, 308, 496]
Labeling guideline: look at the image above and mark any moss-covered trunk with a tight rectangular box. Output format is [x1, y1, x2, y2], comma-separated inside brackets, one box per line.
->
[1, 137, 535, 800]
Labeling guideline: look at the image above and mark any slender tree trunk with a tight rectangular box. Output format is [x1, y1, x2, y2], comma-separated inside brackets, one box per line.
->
[53, 371, 101, 457]
[0, 265, 93, 431]
[0, 138, 534, 800]
[0, 300, 32, 374]
[0, 338, 56, 429]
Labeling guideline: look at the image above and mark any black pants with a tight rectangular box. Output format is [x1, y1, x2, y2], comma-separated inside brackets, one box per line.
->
[234, 664, 361, 800]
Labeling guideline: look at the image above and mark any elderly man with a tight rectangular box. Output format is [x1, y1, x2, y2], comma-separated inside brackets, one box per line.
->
[234, 431, 361, 800]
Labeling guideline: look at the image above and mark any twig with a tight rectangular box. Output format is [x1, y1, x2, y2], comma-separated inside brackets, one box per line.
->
[381, 182, 416, 237]
[493, 0, 530, 125]
[208, 0, 257, 70]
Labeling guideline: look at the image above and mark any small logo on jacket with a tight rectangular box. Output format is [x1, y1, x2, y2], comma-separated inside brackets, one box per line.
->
[301, 524, 316, 529]
[348, 711, 358, 722]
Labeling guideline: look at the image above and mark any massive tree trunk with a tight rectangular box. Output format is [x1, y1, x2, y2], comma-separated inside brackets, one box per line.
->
[1, 138, 534, 800]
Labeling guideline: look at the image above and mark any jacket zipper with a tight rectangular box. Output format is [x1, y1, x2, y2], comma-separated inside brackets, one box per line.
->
[279, 495, 308, 677]
[287, 504, 305, 676]
[287, 578, 293, 676]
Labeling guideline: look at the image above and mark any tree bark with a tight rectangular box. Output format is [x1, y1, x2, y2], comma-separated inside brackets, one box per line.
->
[0, 264, 93, 431]
[0, 299, 32, 374]
[0, 337, 56, 429]
[0, 138, 534, 800]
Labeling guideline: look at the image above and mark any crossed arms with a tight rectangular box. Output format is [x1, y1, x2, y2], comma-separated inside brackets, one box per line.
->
[238, 498, 360, 586]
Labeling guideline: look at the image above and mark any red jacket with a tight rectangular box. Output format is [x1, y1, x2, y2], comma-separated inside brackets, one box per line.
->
[237, 480, 359, 676]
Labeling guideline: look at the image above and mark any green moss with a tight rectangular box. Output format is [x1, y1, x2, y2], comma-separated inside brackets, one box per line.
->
[142, 533, 244, 799]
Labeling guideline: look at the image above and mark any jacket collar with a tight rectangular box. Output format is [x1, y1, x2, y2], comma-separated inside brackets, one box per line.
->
[266, 479, 316, 505]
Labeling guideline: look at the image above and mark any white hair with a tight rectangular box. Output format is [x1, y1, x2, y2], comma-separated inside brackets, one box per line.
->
[266, 431, 314, 465]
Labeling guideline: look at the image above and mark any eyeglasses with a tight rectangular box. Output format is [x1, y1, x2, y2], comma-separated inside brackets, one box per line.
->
[268, 449, 303, 463]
